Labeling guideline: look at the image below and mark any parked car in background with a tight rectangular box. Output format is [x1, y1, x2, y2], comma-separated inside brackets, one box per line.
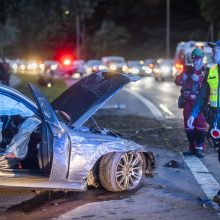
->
[10, 59, 44, 75]
[85, 60, 103, 75]
[153, 59, 173, 81]
[101, 56, 128, 73]
[56, 59, 85, 78]
[127, 60, 152, 76]
[72, 60, 86, 76]
[144, 59, 155, 74]
[0, 71, 154, 192]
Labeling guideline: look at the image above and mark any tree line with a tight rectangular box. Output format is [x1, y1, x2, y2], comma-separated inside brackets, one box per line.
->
[0, 0, 219, 60]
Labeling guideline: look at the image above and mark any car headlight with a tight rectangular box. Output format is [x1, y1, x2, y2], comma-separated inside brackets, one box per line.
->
[20, 64, 26, 70]
[12, 63, 18, 70]
[27, 63, 38, 70]
[110, 64, 117, 71]
[99, 65, 106, 70]
[153, 68, 160, 73]
[131, 68, 139, 74]
[143, 66, 152, 74]
[51, 64, 58, 70]
[122, 65, 128, 72]
[161, 66, 170, 73]
[39, 64, 45, 70]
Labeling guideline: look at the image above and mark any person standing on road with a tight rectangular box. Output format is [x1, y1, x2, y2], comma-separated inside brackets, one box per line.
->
[175, 48, 207, 158]
[187, 40, 220, 204]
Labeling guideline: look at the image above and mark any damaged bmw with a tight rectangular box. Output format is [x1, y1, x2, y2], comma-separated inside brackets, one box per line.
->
[0, 71, 155, 192]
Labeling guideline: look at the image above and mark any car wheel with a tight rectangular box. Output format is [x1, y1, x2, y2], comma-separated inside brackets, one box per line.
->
[99, 152, 145, 192]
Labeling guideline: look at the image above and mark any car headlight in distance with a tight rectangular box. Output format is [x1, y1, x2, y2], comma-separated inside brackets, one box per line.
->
[110, 64, 117, 71]
[12, 63, 18, 70]
[51, 64, 58, 70]
[99, 65, 106, 70]
[39, 64, 45, 71]
[153, 68, 160, 73]
[122, 65, 128, 72]
[27, 63, 38, 70]
[20, 64, 26, 70]
[161, 66, 170, 73]
[131, 68, 139, 74]
[143, 66, 152, 74]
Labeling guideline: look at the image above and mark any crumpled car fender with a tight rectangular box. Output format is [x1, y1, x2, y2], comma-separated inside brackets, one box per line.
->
[68, 137, 155, 188]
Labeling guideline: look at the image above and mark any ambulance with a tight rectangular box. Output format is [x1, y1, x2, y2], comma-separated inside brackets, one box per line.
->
[173, 41, 214, 76]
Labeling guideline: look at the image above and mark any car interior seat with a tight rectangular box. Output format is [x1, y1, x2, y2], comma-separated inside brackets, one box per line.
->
[0, 116, 41, 170]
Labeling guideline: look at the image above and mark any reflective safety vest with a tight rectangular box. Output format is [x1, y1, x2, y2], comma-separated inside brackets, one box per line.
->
[207, 65, 219, 107]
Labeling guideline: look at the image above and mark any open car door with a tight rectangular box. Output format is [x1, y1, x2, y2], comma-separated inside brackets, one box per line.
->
[29, 83, 70, 182]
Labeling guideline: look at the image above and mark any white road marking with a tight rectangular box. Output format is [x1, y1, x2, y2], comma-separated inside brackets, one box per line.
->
[183, 155, 220, 213]
[159, 104, 175, 118]
[124, 88, 164, 119]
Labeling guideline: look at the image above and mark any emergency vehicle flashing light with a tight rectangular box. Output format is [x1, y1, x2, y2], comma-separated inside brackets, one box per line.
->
[175, 63, 184, 73]
[63, 59, 71, 66]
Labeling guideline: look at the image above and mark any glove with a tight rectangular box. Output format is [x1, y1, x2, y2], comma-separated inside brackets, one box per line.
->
[191, 73, 199, 82]
[187, 116, 195, 129]
[182, 73, 188, 81]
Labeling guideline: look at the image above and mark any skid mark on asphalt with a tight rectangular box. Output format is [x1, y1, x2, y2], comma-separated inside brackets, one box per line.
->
[183, 155, 220, 216]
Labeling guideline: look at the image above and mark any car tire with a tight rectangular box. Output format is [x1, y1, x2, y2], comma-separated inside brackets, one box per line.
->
[99, 152, 145, 192]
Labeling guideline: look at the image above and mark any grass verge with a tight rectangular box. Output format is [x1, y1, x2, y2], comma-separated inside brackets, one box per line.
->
[15, 74, 67, 102]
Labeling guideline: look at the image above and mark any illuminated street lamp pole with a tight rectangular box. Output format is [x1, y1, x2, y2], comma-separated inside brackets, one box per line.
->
[166, 0, 170, 59]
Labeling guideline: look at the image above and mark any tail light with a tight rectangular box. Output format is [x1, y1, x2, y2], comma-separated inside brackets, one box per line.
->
[175, 63, 184, 74]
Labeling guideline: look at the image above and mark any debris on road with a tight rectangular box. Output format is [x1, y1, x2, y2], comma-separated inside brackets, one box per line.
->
[198, 197, 213, 208]
[94, 113, 189, 152]
[164, 160, 184, 169]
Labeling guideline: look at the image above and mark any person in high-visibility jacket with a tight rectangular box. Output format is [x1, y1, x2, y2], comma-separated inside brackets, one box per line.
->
[188, 40, 220, 204]
[188, 41, 220, 137]
[175, 48, 207, 158]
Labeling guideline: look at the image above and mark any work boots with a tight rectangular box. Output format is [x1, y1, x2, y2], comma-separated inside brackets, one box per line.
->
[183, 149, 194, 156]
[183, 145, 204, 158]
[183, 145, 195, 156]
[195, 149, 204, 158]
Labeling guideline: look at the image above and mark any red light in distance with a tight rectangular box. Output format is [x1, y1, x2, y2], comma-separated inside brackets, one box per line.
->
[63, 59, 71, 66]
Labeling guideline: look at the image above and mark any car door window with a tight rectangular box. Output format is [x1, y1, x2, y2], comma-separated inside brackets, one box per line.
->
[0, 94, 35, 117]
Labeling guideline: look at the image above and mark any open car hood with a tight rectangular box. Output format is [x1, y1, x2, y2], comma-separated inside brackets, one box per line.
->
[52, 71, 138, 128]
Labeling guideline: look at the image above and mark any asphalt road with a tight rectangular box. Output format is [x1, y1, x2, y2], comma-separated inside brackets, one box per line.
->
[2, 76, 220, 220]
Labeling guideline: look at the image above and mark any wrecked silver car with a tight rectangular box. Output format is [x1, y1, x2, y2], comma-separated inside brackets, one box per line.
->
[0, 71, 154, 192]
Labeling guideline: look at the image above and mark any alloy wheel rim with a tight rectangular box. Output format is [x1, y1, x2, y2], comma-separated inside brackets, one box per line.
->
[116, 152, 143, 190]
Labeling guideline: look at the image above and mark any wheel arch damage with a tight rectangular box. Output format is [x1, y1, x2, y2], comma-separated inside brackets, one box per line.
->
[68, 132, 156, 189]
[86, 150, 156, 188]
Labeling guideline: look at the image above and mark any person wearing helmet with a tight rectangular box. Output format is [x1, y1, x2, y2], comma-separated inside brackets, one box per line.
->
[175, 48, 207, 158]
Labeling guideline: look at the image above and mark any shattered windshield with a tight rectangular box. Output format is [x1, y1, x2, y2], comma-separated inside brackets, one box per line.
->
[0, 94, 34, 117]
